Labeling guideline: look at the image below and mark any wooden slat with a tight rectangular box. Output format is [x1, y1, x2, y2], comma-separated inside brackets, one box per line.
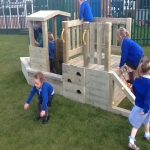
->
[69, 46, 83, 57]
[89, 23, 95, 64]
[97, 23, 102, 65]
[76, 26, 80, 47]
[28, 21, 34, 46]
[66, 19, 83, 27]
[72, 26, 76, 49]
[113, 24, 118, 46]
[79, 25, 83, 46]
[104, 22, 112, 72]
[42, 21, 50, 72]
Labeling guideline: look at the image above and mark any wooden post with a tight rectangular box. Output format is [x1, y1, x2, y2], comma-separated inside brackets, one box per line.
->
[97, 22, 102, 65]
[42, 21, 50, 72]
[109, 74, 114, 109]
[83, 22, 90, 67]
[113, 24, 118, 46]
[126, 18, 132, 38]
[62, 21, 70, 64]
[52, 17, 57, 39]
[104, 22, 112, 72]
[28, 21, 34, 46]
[66, 17, 70, 21]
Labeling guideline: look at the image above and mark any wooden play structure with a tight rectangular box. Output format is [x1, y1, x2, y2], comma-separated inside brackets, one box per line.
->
[20, 10, 135, 117]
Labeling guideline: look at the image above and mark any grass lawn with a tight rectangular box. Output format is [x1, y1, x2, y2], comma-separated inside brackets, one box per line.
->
[0, 35, 150, 150]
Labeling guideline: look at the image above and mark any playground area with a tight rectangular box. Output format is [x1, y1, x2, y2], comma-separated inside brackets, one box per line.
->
[0, 34, 150, 150]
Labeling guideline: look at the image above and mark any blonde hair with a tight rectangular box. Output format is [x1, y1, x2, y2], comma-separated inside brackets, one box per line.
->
[117, 27, 130, 39]
[137, 57, 150, 77]
[34, 71, 45, 83]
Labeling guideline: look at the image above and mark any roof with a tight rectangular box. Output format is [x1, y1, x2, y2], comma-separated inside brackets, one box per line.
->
[27, 10, 71, 22]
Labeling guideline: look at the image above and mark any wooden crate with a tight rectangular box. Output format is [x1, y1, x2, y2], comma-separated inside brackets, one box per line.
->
[62, 63, 85, 103]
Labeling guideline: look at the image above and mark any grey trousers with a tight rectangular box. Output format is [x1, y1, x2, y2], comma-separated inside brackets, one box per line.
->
[36, 99, 49, 116]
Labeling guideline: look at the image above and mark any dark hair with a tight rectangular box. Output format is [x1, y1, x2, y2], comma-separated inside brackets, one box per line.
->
[137, 57, 150, 77]
[34, 71, 45, 83]
[34, 21, 41, 24]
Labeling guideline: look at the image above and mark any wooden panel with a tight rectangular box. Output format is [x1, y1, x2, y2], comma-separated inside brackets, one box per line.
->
[89, 23, 95, 64]
[72, 27, 76, 49]
[113, 24, 118, 46]
[29, 46, 46, 58]
[66, 19, 83, 27]
[97, 23, 102, 65]
[28, 21, 34, 46]
[63, 73, 85, 86]
[69, 46, 83, 57]
[104, 22, 112, 72]
[62, 63, 85, 76]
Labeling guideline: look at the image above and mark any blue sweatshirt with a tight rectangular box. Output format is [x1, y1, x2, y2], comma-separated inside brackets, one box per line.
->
[79, 1, 93, 22]
[49, 41, 55, 59]
[26, 82, 54, 111]
[119, 38, 144, 68]
[133, 76, 150, 114]
[33, 25, 42, 41]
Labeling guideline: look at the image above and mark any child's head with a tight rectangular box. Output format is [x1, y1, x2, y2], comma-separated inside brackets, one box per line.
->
[78, 0, 85, 5]
[34, 71, 45, 89]
[34, 21, 41, 29]
[48, 32, 54, 41]
[116, 27, 130, 42]
[137, 57, 150, 77]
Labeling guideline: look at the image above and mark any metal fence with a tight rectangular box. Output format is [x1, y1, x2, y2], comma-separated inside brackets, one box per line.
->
[0, 0, 150, 46]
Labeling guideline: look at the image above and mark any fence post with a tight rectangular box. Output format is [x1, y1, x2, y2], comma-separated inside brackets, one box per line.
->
[104, 22, 112, 72]
[83, 22, 90, 67]
[62, 21, 70, 64]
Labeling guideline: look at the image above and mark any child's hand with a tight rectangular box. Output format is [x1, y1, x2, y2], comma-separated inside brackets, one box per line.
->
[24, 103, 29, 110]
[40, 110, 45, 117]
[140, 112, 145, 115]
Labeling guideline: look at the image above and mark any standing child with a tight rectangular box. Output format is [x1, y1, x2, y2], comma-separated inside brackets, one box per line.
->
[78, 0, 93, 22]
[33, 21, 42, 46]
[117, 27, 144, 84]
[128, 57, 150, 150]
[24, 71, 54, 124]
[48, 32, 56, 74]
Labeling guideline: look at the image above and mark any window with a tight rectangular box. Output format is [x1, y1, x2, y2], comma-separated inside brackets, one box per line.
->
[19, 8, 24, 15]
[11, 8, 17, 15]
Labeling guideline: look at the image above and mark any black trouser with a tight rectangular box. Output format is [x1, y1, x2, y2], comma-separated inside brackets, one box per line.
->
[36, 95, 54, 116]
[50, 59, 56, 73]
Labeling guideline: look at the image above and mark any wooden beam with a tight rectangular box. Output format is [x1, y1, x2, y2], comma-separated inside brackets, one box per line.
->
[66, 19, 83, 27]
[28, 21, 34, 46]
[69, 46, 83, 57]
[126, 18, 132, 38]
[104, 22, 112, 72]
[52, 17, 57, 39]
[113, 24, 118, 46]
[42, 21, 50, 72]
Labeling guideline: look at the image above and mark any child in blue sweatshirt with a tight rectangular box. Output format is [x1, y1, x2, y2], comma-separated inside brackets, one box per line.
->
[48, 32, 56, 73]
[24, 71, 54, 124]
[117, 27, 144, 84]
[79, 0, 93, 22]
[128, 57, 150, 150]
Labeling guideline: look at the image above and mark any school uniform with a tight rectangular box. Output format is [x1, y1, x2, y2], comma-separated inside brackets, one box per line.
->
[79, 1, 93, 22]
[26, 82, 54, 116]
[49, 41, 56, 73]
[33, 25, 42, 42]
[119, 38, 144, 70]
[129, 75, 150, 128]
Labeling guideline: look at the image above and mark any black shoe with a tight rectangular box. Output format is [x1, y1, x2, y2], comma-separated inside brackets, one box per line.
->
[34, 115, 41, 121]
[42, 115, 50, 124]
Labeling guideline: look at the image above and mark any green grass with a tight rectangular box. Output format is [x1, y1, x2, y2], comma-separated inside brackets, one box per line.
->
[0, 35, 150, 150]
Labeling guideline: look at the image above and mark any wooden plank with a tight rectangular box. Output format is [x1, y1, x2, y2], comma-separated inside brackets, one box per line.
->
[69, 46, 83, 57]
[42, 21, 50, 72]
[94, 17, 127, 24]
[83, 22, 90, 67]
[89, 23, 95, 64]
[28, 21, 34, 46]
[97, 23, 102, 65]
[110, 106, 130, 117]
[66, 19, 83, 27]
[62, 21, 70, 63]
[63, 73, 85, 86]
[110, 71, 135, 103]
[126, 18, 132, 38]
[72, 26, 76, 49]
[27, 10, 71, 21]
[62, 63, 85, 76]
[80, 25, 83, 46]
[113, 24, 118, 46]
[63, 90, 85, 103]
[104, 22, 112, 72]
[76, 25, 80, 47]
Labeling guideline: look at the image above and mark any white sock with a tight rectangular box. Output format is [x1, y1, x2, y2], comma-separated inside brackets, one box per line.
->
[129, 139, 134, 145]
